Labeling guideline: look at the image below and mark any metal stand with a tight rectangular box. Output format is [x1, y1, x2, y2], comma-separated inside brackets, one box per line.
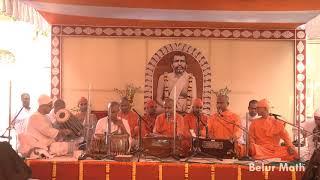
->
[216, 112, 251, 160]
[1, 81, 24, 148]
[185, 115, 218, 162]
[270, 114, 304, 161]
[132, 109, 144, 162]
[1, 107, 23, 143]
[238, 113, 252, 161]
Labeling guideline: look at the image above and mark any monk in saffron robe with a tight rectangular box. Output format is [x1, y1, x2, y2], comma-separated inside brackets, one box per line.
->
[141, 99, 157, 136]
[154, 99, 185, 136]
[207, 95, 241, 140]
[184, 98, 209, 138]
[207, 94, 243, 156]
[249, 99, 297, 161]
[117, 97, 139, 139]
[153, 98, 190, 156]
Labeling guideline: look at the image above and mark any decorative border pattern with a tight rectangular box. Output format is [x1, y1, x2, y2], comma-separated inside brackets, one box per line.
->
[295, 30, 307, 123]
[144, 43, 212, 114]
[56, 26, 296, 39]
[51, 26, 62, 98]
[51, 25, 305, 122]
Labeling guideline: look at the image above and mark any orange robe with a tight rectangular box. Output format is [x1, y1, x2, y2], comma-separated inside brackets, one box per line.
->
[154, 113, 190, 156]
[118, 111, 138, 138]
[207, 110, 243, 156]
[207, 110, 241, 140]
[154, 113, 185, 137]
[184, 113, 208, 138]
[249, 116, 297, 161]
[141, 114, 156, 137]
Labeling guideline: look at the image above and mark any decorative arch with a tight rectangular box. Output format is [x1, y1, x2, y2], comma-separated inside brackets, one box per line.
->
[144, 43, 212, 114]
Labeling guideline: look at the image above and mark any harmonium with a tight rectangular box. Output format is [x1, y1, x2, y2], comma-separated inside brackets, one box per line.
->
[196, 138, 236, 159]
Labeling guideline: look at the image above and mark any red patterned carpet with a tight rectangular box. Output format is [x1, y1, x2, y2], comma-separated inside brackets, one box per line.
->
[26, 159, 304, 180]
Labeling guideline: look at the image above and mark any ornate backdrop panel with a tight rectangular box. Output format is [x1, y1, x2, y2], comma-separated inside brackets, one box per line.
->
[50, 26, 306, 123]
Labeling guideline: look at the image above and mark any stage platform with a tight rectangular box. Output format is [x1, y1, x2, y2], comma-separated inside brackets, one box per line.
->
[26, 157, 305, 180]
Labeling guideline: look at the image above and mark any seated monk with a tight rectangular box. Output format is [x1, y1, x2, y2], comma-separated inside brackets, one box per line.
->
[249, 99, 297, 161]
[207, 93, 243, 156]
[140, 99, 157, 137]
[184, 98, 209, 138]
[153, 98, 190, 156]
[118, 97, 138, 139]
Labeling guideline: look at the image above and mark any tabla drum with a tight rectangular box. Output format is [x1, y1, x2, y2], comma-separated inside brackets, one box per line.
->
[55, 109, 84, 138]
[108, 134, 130, 155]
[142, 136, 172, 158]
[88, 135, 108, 155]
[88, 134, 129, 157]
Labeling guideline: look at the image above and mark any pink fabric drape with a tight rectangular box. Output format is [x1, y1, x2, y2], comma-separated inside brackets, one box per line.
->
[0, 0, 50, 31]
[306, 14, 320, 39]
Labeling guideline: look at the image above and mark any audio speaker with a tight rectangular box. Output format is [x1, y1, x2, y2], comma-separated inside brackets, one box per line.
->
[0, 141, 31, 180]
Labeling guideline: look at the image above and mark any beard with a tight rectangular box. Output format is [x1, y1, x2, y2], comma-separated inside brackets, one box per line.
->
[173, 66, 186, 74]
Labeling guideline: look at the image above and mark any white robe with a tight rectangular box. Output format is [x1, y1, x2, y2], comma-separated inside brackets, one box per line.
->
[48, 109, 57, 124]
[12, 107, 33, 134]
[19, 112, 71, 157]
[301, 119, 317, 160]
[95, 116, 131, 136]
[239, 113, 259, 145]
[95, 116, 132, 151]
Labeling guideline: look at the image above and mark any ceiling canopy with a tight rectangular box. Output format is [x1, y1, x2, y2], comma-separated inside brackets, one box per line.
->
[23, 0, 320, 29]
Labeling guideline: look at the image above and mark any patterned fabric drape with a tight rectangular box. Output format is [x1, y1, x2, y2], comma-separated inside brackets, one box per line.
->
[0, 0, 50, 31]
[306, 14, 320, 39]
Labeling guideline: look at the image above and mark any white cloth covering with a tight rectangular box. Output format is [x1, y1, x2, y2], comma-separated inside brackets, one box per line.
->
[239, 113, 259, 145]
[19, 112, 71, 157]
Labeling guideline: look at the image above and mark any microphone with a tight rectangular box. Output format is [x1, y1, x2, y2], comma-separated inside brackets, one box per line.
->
[196, 114, 208, 138]
[165, 112, 171, 122]
[217, 109, 223, 117]
[165, 111, 171, 118]
[196, 113, 207, 128]
[269, 113, 281, 118]
[216, 111, 248, 134]
[132, 108, 140, 116]
[132, 108, 149, 125]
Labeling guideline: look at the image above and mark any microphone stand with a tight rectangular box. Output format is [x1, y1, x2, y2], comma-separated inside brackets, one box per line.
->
[239, 113, 251, 161]
[0, 106, 24, 144]
[216, 111, 250, 160]
[104, 107, 115, 160]
[171, 86, 180, 160]
[185, 113, 217, 162]
[269, 114, 304, 161]
[84, 84, 92, 150]
[132, 108, 146, 162]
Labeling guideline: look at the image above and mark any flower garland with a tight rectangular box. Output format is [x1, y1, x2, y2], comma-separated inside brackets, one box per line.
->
[114, 83, 141, 105]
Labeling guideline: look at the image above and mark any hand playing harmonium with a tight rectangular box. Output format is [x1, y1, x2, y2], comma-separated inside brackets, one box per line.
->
[192, 138, 237, 159]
